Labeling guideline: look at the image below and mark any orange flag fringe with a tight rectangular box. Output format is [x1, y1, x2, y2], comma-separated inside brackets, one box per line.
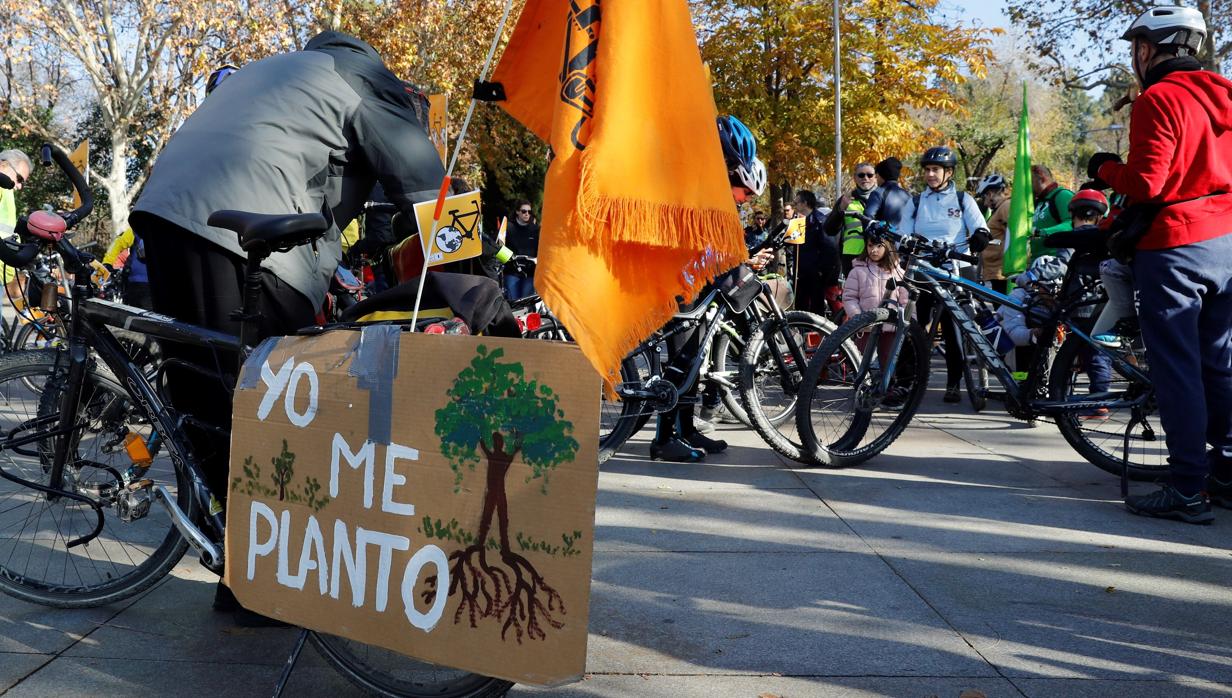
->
[491, 0, 746, 384]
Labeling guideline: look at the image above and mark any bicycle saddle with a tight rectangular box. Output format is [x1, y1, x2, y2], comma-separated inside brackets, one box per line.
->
[208, 210, 329, 253]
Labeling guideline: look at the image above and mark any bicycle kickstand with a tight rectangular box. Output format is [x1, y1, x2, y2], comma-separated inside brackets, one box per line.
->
[271, 627, 311, 698]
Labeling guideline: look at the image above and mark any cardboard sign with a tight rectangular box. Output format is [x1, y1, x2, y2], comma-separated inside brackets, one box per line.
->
[428, 94, 448, 164]
[68, 141, 89, 209]
[415, 190, 483, 267]
[225, 330, 600, 686]
[785, 217, 805, 244]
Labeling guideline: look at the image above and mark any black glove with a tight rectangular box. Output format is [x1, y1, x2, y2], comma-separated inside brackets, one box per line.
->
[1087, 152, 1122, 180]
[968, 228, 991, 254]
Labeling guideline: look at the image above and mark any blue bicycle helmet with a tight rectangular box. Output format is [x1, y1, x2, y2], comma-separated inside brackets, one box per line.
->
[717, 115, 765, 195]
[206, 64, 239, 95]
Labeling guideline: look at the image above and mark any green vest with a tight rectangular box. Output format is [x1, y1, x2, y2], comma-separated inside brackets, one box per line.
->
[0, 189, 15, 236]
[841, 197, 866, 256]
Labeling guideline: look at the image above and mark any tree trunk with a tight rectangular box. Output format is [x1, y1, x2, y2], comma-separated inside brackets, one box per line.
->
[476, 448, 513, 549]
[102, 132, 133, 236]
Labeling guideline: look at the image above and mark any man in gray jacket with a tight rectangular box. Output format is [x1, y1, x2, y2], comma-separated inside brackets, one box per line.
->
[129, 32, 444, 621]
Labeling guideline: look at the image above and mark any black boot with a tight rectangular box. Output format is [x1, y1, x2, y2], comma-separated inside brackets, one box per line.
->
[680, 405, 726, 454]
[943, 382, 961, 403]
[650, 437, 705, 462]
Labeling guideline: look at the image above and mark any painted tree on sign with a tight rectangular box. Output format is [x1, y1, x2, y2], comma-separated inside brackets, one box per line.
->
[434, 344, 578, 643]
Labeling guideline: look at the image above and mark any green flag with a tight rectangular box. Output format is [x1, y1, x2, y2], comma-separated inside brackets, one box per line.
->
[1003, 82, 1034, 276]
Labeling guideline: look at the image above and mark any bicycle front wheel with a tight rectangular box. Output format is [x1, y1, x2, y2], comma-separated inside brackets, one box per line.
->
[796, 309, 930, 468]
[599, 350, 654, 463]
[311, 633, 513, 698]
[0, 350, 190, 608]
[1049, 336, 1169, 480]
[739, 311, 840, 462]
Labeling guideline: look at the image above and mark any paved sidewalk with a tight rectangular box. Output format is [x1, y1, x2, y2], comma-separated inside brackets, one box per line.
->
[2, 386, 1230, 697]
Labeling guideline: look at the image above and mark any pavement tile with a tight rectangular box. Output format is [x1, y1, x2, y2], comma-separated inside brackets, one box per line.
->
[594, 487, 868, 554]
[585, 551, 996, 678]
[883, 551, 1232, 681]
[797, 474, 1229, 555]
[0, 652, 49, 692]
[512, 675, 1020, 697]
[2, 656, 353, 697]
[0, 593, 121, 655]
[1014, 678, 1232, 697]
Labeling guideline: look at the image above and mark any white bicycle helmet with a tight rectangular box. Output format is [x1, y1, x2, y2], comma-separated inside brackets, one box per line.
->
[976, 173, 1007, 196]
[1122, 6, 1207, 54]
[735, 157, 767, 196]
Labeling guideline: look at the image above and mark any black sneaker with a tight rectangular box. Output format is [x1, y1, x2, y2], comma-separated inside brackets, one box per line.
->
[1208, 476, 1232, 509]
[684, 431, 728, 454]
[943, 384, 961, 403]
[650, 438, 705, 463]
[1125, 485, 1214, 524]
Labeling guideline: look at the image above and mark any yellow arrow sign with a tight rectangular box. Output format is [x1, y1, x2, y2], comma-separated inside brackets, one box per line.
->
[68, 141, 89, 209]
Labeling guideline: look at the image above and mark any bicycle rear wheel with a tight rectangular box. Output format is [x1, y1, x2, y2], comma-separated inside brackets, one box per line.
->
[599, 350, 654, 463]
[711, 328, 752, 428]
[0, 351, 189, 607]
[795, 309, 930, 468]
[1049, 335, 1168, 480]
[310, 633, 512, 697]
[739, 311, 840, 462]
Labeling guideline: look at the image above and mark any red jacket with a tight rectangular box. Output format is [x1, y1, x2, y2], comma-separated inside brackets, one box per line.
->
[1099, 68, 1232, 250]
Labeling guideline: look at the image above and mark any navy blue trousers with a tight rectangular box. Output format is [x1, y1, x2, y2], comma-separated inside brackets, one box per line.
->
[1133, 233, 1232, 494]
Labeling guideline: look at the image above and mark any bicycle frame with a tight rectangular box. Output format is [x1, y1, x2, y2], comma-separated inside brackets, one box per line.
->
[888, 261, 1152, 416]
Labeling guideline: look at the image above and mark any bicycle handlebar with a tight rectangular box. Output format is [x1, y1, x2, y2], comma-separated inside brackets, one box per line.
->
[41, 143, 93, 228]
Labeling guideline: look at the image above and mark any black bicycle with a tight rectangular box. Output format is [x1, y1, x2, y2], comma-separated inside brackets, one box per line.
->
[795, 224, 1163, 483]
[0, 145, 510, 698]
[601, 265, 846, 463]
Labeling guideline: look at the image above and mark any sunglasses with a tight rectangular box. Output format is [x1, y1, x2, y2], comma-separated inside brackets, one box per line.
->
[2, 163, 25, 186]
[517, 209, 532, 214]
[855, 172, 876, 179]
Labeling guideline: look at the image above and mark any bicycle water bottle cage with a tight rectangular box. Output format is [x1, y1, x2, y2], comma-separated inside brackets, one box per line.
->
[207, 210, 329, 254]
[26, 210, 67, 241]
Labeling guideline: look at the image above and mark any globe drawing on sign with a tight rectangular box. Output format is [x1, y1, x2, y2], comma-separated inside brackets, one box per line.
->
[435, 226, 464, 254]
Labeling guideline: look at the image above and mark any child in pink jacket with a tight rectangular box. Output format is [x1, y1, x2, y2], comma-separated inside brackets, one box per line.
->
[842, 237, 909, 359]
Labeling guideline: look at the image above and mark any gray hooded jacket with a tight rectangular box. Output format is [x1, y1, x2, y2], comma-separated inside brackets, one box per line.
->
[132, 32, 444, 305]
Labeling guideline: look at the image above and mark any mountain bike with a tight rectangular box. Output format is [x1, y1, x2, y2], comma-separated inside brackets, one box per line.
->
[795, 224, 1163, 483]
[601, 265, 844, 463]
[0, 144, 511, 698]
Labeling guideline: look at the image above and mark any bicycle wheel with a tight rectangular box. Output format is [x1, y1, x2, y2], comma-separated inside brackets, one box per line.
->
[739, 311, 839, 462]
[310, 633, 513, 698]
[1049, 336, 1168, 480]
[13, 316, 66, 351]
[711, 327, 752, 427]
[961, 335, 987, 413]
[599, 350, 654, 463]
[0, 350, 190, 607]
[795, 308, 930, 468]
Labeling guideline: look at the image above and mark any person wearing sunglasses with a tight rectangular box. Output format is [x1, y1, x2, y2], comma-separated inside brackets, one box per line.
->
[824, 162, 878, 274]
[503, 200, 540, 300]
[0, 149, 33, 307]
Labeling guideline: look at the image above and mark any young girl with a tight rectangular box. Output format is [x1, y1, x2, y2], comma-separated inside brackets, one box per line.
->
[842, 235, 908, 360]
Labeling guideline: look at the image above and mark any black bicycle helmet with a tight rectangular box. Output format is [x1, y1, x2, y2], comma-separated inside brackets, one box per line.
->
[921, 146, 958, 169]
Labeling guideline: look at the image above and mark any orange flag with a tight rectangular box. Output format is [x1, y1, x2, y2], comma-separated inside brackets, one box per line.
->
[491, 0, 746, 384]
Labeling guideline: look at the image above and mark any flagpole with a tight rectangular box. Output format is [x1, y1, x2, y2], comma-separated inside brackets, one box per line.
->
[833, 0, 842, 203]
[410, 0, 516, 329]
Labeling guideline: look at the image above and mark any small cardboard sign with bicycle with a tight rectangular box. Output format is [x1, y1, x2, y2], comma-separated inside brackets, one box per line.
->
[415, 190, 483, 267]
[224, 329, 600, 686]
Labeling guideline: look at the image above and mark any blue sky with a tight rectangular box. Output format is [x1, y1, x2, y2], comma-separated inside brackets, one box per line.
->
[945, 0, 1010, 31]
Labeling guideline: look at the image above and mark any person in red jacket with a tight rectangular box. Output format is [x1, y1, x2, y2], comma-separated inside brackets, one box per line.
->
[1090, 6, 1232, 524]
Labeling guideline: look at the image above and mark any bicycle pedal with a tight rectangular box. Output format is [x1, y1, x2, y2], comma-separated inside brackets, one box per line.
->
[117, 479, 154, 523]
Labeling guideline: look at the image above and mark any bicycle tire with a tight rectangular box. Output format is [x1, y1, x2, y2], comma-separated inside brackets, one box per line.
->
[711, 329, 753, 428]
[795, 309, 930, 468]
[961, 335, 987, 413]
[0, 350, 190, 608]
[310, 632, 513, 698]
[1048, 336, 1169, 480]
[13, 317, 66, 351]
[738, 311, 839, 463]
[598, 352, 652, 463]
